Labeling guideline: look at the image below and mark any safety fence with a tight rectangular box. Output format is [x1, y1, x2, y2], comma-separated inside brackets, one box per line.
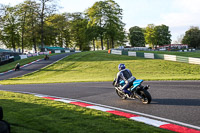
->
[109, 49, 200, 65]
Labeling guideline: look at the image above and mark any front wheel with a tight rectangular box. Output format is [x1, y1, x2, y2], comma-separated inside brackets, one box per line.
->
[138, 89, 152, 104]
[116, 89, 127, 100]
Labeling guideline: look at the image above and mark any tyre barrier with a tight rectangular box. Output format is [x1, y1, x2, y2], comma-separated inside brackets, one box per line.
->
[0, 107, 10, 133]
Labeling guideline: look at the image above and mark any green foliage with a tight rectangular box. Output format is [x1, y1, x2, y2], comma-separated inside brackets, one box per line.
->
[0, 5, 20, 51]
[182, 26, 200, 48]
[144, 24, 171, 48]
[45, 13, 70, 48]
[145, 24, 156, 48]
[154, 24, 171, 46]
[86, 0, 126, 50]
[129, 26, 145, 47]
[69, 12, 90, 51]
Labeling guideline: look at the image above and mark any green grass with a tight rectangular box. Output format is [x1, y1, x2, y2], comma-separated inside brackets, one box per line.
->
[0, 91, 172, 133]
[1, 51, 200, 85]
[0, 53, 62, 73]
[134, 50, 200, 58]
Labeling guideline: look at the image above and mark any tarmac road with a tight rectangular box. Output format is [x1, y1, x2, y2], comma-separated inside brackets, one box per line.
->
[0, 53, 74, 80]
[0, 81, 200, 128]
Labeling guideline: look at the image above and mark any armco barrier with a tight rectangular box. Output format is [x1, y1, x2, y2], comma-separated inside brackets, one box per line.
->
[55, 50, 61, 53]
[144, 53, 154, 59]
[176, 56, 189, 63]
[122, 50, 128, 55]
[189, 57, 200, 65]
[128, 51, 136, 56]
[109, 49, 200, 65]
[111, 50, 122, 55]
[154, 54, 164, 59]
[136, 52, 144, 58]
[164, 55, 176, 62]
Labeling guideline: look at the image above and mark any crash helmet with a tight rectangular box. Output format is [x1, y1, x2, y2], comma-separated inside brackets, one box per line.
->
[118, 63, 125, 71]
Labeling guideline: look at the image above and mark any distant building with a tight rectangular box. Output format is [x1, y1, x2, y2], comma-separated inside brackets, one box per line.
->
[158, 44, 188, 51]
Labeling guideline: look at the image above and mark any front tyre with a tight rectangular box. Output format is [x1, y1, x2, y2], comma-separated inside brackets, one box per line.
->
[116, 89, 127, 100]
[139, 89, 152, 104]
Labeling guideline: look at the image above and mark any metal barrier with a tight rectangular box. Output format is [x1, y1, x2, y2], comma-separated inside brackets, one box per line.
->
[108, 49, 200, 65]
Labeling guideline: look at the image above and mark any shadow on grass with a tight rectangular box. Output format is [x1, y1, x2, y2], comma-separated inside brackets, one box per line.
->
[5, 78, 25, 80]
[152, 99, 200, 106]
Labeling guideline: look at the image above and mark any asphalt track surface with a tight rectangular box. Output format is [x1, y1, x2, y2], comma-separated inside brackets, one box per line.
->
[0, 53, 200, 129]
[0, 52, 74, 80]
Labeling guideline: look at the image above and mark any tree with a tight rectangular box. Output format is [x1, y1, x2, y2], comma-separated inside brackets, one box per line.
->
[145, 24, 156, 48]
[0, 5, 20, 51]
[45, 13, 70, 48]
[104, 0, 126, 49]
[154, 24, 171, 46]
[145, 24, 171, 48]
[69, 12, 90, 51]
[86, 0, 126, 50]
[129, 26, 145, 47]
[36, 0, 57, 51]
[86, 26, 99, 51]
[182, 26, 200, 48]
[87, 1, 106, 50]
[25, 0, 40, 52]
[16, 1, 29, 53]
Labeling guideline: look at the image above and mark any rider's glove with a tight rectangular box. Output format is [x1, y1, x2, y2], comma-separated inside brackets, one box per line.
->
[114, 83, 119, 87]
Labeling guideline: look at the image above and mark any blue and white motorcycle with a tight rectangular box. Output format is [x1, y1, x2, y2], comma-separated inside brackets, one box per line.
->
[113, 79, 152, 104]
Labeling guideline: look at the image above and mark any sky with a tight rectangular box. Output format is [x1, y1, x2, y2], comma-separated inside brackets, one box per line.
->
[1, 0, 200, 43]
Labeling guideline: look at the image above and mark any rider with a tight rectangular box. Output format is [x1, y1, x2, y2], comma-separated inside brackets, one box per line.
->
[114, 64, 136, 96]
[15, 63, 20, 71]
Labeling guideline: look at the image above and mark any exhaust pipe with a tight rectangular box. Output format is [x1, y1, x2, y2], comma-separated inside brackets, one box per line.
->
[143, 85, 150, 90]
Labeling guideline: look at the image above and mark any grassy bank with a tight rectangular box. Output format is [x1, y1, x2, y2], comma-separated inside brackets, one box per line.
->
[0, 53, 62, 73]
[1, 51, 200, 85]
[0, 91, 172, 133]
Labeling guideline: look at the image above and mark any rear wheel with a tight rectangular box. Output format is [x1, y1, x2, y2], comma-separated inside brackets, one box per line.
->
[116, 89, 127, 100]
[138, 89, 152, 104]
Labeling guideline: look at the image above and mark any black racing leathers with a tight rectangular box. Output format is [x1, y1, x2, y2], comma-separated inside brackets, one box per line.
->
[116, 69, 136, 94]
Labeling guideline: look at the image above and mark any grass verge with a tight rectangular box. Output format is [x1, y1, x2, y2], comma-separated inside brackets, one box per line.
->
[1, 51, 200, 85]
[0, 91, 172, 133]
[0, 53, 62, 73]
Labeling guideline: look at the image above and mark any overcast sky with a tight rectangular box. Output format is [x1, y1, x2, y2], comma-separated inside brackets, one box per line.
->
[1, 0, 200, 43]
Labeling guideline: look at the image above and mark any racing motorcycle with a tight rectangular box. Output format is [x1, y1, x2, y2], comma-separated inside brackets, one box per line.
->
[113, 79, 152, 104]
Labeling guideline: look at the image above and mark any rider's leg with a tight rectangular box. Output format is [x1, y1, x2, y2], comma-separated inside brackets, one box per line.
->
[122, 83, 131, 95]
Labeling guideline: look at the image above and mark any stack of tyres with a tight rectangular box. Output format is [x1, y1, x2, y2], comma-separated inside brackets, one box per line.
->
[0, 107, 10, 133]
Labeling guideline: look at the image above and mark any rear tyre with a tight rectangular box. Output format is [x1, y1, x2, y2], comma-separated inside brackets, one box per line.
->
[139, 89, 152, 104]
[0, 120, 10, 133]
[116, 89, 127, 100]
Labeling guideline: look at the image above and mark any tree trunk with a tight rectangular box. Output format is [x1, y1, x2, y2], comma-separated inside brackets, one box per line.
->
[111, 37, 114, 48]
[11, 27, 16, 52]
[93, 39, 95, 51]
[107, 38, 109, 50]
[101, 35, 103, 50]
[21, 12, 26, 54]
[41, 0, 45, 51]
